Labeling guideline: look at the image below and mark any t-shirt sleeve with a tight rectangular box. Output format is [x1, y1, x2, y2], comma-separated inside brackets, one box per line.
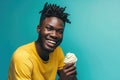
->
[8, 48, 33, 80]
[57, 47, 65, 70]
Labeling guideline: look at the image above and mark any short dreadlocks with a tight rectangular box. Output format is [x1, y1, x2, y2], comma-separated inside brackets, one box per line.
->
[39, 2, 71, 25]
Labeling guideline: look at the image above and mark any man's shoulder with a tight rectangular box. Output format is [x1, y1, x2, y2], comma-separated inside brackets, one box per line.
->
[15, 42, 35, 51]
[19, 41, 35, 49]
[12, 42, 35, 59]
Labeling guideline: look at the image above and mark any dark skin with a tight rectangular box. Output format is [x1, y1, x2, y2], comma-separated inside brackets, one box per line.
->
[35, 17, 77, 80]
[58, 63, 77, 80]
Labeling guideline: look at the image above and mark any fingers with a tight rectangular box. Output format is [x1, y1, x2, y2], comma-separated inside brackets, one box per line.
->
[65, 69, 76, 76]
[64, 64, 76, 73]
[63, 63, 77, 76]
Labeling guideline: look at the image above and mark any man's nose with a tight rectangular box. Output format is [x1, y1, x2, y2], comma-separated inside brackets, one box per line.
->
[50, 30, 58, 38]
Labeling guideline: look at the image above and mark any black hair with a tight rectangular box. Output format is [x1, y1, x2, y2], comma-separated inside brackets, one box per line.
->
[39, 2, 71, 25]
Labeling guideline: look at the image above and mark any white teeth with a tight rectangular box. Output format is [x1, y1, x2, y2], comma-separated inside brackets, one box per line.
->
[48, 40, 56, 44]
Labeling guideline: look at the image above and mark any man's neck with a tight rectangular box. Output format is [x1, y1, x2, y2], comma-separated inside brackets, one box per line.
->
[35, 41, 49, 61]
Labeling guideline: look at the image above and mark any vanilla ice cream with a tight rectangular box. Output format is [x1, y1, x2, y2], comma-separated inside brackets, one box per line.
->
[64, 52, 77, 64]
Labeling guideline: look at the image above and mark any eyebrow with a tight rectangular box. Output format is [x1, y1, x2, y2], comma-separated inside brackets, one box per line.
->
[47, 24, 64, 30]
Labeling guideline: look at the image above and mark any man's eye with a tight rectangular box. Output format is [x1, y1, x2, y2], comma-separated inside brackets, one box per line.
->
[58, 30, 63, 34]
[46, 26, 53, 31]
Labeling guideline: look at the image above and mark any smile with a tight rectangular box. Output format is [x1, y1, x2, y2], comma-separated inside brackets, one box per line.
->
[47, 40, 57, 45]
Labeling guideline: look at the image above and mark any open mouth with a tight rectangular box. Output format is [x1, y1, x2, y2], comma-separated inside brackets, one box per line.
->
[48, 40, 56, 44]
[47, 40, 57, 47]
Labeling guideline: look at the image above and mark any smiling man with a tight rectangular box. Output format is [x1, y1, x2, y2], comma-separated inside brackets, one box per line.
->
[8, 2, 77, 80]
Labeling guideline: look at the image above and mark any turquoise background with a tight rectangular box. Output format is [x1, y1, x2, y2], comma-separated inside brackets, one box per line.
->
[1, 0, 120, 80]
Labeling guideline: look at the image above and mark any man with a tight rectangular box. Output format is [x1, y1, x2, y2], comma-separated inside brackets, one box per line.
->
[8, 2, 77, 80]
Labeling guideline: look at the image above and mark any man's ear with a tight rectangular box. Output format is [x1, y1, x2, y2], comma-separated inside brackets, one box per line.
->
[37, 25, 41, 33]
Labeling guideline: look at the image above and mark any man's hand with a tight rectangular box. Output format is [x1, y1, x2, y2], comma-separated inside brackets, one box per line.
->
[58, 63, 77, 80]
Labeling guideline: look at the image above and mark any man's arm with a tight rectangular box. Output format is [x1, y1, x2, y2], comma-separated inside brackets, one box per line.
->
[57, 63, 77, 80]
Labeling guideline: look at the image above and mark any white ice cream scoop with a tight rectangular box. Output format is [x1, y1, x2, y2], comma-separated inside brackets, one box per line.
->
[64, 52, 77, 64]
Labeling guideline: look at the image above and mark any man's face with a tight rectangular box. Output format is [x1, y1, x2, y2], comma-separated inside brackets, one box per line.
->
[38, 17, 64, 52]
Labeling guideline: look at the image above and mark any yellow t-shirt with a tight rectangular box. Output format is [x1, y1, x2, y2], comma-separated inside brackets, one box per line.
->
[8, 42, 65, 80]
